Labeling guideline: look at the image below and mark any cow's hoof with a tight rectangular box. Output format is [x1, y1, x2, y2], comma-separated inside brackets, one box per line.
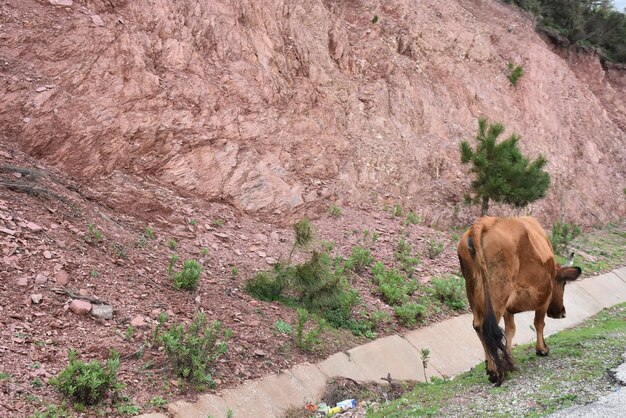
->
[487, 372, 498, 384]
[535, 349, 549, 357]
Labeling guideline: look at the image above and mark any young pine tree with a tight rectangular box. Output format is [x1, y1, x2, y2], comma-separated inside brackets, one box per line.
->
[460, 118, 550, 216]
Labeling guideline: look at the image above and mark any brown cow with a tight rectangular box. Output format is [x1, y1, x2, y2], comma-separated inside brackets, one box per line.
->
[457, 216, 581, 386]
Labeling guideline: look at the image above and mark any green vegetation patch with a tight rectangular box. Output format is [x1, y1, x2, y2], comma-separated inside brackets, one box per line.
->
[369, 303, 626, 417]
[555, 221, 626, 274]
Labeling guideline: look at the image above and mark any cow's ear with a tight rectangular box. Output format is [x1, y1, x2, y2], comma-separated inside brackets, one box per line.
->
[559, 266, 582, 282]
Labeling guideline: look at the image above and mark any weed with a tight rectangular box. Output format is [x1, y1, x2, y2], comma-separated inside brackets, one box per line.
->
[393, 204, 403, 217]
[167, 254, 179, 276]
[321, 240, 335, 252]
[420, 348, 431, 382]
[372, 262, 418, 305]
[117, 403, 141, 415]
[167, 239, 178, 250]
[328, 204, 342, 217]
[550, 221, 581, 256]
[135, 236, 148, 249]
[50, 349, 122, 405]
[394, 303, 427, 326]
[288, 218, 314, 265]
[189, 219, 198, 226]
[212, 218, 225, 227]
[394, 237, 420, 275]
[91, 270, 99, 278]
[154, 312, 231, 387]
[372, 231, 379, 243]
[405, 211, 422, 226]
[344, 246, 374, 273]
[124, 326, 135, 341]
[144, 226, 155, 239]
[171, 259, 203, 291]
[32, 377, 44, 388]
[295, 308, 323, 352]
[201, 247, 209, 256]
[0, 372, 10, 380]
[508, 62, 525, 86]
[370, 310, 393, 327]
[227, 409, 234, 418]
[148, 396, 167, 408]
[426, 239, 444, 259]
[231, 266, 239, 277]
[85, 224, 104, 244]
[429, 275, 467, 310]
[275, 320, 292, 335]
[111, 242, 128, 259]
[244, 271, 286, 302]
[32, 403, 73, 418]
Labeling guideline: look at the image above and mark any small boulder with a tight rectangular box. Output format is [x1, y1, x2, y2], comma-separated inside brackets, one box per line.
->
[91, 304, 113, 320]
[130, 315, 146, 327]
[31, 294, 43, 304]
[70, 299, 92, 315]
[26, 222, 43, 232]
[91, 15, 104, 26]
[35, 273, 48, 284]
[55, 270, 69, 285]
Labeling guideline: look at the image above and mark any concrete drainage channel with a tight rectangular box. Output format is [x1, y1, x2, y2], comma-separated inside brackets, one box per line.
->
[139, 267, 626, 418]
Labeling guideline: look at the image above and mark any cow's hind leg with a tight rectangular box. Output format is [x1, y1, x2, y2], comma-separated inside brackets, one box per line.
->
[534, 309, 549, 356]
[503, 312, 516, 355]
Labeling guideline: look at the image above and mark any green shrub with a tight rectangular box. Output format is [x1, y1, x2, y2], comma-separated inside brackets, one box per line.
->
[430, 275, 467, 310]
[167, 254, 179, 276]
[393, 204, 404, 217]
[148, 396, 168, 408]
[292, 252, 361, 324]
[344, 246, 374, 273]
[167, 239, 178, 250]
[394, 303, 427, 326]
[405, 211, 422, 226]
[372, 262, 418, 306]
[244, 271, 286, 301]
[172, 259, 203, 290]
[295, 308, 323, 352]
[508, 62, 524, 86]
[275, 320, 292, 335]
[144, 226, 155, 239]
[50, 349, 122, 405]
[328, 204, 342, 217]
[394, 238, 420, 275]
[426, 239, 444, 259]
[117, 403, 141, 415]
[550, 221, 582, 256]
[155, 313, 231, 387]
[85, 224, 104, 244]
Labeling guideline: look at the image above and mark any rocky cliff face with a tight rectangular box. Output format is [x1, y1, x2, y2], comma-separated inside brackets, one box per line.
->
[1, 0, 625, 226]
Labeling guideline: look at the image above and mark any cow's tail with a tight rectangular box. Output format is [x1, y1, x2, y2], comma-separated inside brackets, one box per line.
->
[470, 221, 516, 382]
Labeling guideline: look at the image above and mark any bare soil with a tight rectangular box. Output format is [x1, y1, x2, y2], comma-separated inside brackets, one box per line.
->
[0, 144, 465, 417]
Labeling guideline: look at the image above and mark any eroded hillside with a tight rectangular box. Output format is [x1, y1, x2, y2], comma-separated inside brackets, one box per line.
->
[1, 0, 625, 226]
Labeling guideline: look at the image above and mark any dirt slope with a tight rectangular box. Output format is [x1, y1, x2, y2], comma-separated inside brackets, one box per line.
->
[1, 0, 625, 227]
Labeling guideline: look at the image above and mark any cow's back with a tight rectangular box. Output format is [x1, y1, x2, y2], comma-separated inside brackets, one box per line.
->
[458, 217, 556, 314]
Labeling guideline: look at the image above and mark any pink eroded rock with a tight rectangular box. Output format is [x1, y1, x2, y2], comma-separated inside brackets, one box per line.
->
[69, 299, 92, 315]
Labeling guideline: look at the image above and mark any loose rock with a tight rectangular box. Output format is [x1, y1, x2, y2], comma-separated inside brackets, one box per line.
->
[34, 273, 48, 284]
[130, 315, 146, 327]
[69, 299, 92, 315]
[55, 270, 69, 285]
[31, 294, 43, 304]
[91, 304, 114, 320]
